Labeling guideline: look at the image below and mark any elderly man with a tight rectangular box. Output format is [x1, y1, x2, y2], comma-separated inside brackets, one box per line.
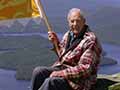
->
[31, 8, 102, 90]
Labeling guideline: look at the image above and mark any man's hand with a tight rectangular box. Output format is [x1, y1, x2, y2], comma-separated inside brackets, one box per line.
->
[50, 71, 65, 78]
[48, 31, 59, 44]
[48, 31, 61, 56]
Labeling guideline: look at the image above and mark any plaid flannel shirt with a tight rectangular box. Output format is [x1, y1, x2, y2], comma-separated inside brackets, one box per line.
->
[53, 28, 102, 90]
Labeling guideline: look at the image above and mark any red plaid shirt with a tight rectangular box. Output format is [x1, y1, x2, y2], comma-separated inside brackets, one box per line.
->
[53, 29, 102, 90]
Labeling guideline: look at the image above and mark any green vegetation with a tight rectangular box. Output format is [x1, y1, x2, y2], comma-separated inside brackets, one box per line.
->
[95, 73, 120, 90]
[108, 83, 120, 90]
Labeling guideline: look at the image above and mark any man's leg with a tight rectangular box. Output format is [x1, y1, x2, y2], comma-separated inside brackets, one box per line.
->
[38, 77, 72, 90]
[31, 66, 59, 90]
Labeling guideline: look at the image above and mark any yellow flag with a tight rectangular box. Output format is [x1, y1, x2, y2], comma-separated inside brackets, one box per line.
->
[0, 0, 41, 20]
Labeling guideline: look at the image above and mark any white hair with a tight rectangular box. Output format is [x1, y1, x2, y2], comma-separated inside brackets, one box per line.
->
[67, 8, 85, 20]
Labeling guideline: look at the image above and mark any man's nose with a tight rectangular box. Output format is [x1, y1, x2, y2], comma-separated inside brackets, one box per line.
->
[73, 21, 77, 25]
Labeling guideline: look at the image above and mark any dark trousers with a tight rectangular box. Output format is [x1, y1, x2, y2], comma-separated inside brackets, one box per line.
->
[31, 66, 72, 90]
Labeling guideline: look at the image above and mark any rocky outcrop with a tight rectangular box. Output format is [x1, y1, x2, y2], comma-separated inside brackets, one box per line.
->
[100, 56, 117, 66]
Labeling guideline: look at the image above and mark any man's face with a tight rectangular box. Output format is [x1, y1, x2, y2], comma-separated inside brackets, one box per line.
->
[68, 11, 85, 36]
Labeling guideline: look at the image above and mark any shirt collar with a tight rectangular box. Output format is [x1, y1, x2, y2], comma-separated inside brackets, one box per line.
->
[69, 31, 74, 38]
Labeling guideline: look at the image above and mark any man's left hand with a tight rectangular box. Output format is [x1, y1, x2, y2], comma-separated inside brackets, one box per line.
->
[50, 71, 65, 78]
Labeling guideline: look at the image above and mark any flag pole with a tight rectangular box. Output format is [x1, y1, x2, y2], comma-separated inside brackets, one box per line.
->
[34, 0, 51, 31]
[34, 0, 60, 56]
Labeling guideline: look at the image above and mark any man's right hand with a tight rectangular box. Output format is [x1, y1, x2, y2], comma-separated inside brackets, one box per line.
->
[48, 31, 59, 44]
[48, 31, 60, 56]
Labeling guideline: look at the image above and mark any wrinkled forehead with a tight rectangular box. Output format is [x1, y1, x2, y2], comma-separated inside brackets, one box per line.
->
[67, 9, 84, 20]
[68, 11, 83, 21]
[70, 11, 81, 17]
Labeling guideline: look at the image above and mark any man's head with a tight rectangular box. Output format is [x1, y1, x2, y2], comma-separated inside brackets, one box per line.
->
[67, 8, 86, 36]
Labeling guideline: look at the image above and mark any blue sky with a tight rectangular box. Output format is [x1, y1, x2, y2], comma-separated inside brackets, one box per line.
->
[41, 0, 120, 17]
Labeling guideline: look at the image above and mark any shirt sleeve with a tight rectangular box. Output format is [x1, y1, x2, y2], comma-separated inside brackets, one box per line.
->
[51, 32, 69, 56]
[61, 40, 101, 79]
[59, 32, 69, 55]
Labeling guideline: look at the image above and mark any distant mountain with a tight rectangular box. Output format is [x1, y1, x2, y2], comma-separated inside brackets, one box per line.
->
[23, 19, 41, 33]
[0, 19, 48, 33]
[9, 20, 24, 33]
[100, 56, 117, 66]
[0, 25, 9, 33]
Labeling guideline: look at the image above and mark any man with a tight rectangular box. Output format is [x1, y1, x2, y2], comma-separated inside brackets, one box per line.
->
[31, 8, 102, 90]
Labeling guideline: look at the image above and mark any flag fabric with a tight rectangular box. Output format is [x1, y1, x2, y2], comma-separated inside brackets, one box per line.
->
[0, 0, 41, 20]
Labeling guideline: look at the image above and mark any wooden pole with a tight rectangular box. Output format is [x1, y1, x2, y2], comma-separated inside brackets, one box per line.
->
[34, 0, 60, 56]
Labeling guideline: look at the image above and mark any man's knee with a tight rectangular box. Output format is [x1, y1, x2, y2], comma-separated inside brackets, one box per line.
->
[44, 77, 65, 85]
[32, 66, 47, 76]
[42, 77, 72, 90]
[45, 77, 57, 83]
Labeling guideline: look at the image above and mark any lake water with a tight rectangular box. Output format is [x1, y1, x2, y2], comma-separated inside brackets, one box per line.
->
[0, 69, 30, 90]
[1, 32, 120, 70]
[99, 43, 120, 74]
[0, 40, 120, 90]
[0, 33, 119, 90]
[0, 32, 119, 75]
